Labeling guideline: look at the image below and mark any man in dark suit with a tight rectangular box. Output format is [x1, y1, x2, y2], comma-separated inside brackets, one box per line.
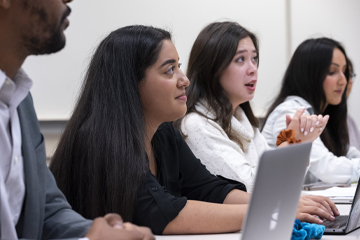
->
[0, 0, 154, 239]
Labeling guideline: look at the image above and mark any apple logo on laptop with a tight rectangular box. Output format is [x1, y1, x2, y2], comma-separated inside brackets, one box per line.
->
[269, 202, 281, 231]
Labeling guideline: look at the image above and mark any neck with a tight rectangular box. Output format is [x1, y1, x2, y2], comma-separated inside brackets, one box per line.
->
[144, 118, 161, 175]
[0, 28, 28, 79]
[321, 102, 328, 113]
[232, 101, 242, 115]
[144, 120, 160, 150]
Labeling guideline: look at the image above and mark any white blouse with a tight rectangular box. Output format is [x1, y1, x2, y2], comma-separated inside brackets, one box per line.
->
[181, 101, 269, 193]
[262, 95, 360, 184]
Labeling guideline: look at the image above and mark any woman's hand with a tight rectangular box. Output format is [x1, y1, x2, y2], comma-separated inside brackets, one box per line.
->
[85, 213, 155, 240]
[296, 195, 340, 224]
[286, 108, 329, 142]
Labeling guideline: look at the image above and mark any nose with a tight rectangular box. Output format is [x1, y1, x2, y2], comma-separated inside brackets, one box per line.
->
[339, 72, 347, 86]
[247, 61, 257, 75]
[178, 70, 190, 88]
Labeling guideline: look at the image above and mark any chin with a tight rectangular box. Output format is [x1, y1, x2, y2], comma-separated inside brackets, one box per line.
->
[330, 100, 342, 106]
[171, 110, 187, 122]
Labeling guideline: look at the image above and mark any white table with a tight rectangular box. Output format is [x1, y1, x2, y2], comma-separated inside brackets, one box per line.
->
[155, 204, 359, 239]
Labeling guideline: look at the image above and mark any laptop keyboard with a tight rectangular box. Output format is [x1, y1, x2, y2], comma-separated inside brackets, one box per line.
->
[323, 215, 349, 229]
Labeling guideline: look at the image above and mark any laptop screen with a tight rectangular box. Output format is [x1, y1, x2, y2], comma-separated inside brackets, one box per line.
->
[346, 183, 360, 232]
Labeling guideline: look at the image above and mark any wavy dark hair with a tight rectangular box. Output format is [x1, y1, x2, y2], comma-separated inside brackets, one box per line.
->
[174, 21, 259, 148]
[262, 38, 349, 156]
[50, 25, 171, 221]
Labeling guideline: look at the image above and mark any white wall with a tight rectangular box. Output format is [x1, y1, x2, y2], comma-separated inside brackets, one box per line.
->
[23, 0, 288, 120]
[23, 0, 360, 126]
[290, 0, 360, 125]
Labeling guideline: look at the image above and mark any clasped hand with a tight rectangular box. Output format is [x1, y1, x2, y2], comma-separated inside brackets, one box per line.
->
[286, 108, 329, 142]
[85, 213, 154, 240]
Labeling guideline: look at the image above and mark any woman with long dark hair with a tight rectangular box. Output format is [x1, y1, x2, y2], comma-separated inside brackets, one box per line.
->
[262, 38, 360, 184]
[50, 25, 337, 235]
[174, 21, 327, 193]
[50, 25, 250, 235]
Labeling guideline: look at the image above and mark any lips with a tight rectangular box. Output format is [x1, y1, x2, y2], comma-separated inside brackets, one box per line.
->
[176, 92, 187, 101]
[61, 6, 71, 28]
[245, 80, 257, 91]
[334, 89, 343, 94]
[62, 6, 72, 22]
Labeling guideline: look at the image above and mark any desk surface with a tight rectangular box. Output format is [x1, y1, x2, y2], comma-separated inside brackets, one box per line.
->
[155, 204, 359, 239]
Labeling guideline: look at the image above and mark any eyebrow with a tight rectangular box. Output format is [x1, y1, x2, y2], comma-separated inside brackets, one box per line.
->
[160, 58, 179, 68]
[235, 50, 257, 55]
[331, 63, 340, 67]
[331, 63, 347, 68]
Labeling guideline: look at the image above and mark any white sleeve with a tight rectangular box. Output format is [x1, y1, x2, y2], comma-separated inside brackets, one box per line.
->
[310, 138, 360, 183]
[182, 115, 257, 192]
[270, 106, 360, 184]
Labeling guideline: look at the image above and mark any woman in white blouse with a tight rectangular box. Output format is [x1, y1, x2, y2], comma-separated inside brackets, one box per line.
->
[262, 38, 360, 184]
[174, 21, 327, 193]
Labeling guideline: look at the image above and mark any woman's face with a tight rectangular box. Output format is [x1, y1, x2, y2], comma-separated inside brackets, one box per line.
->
[322, 48, 347, 108]
[219, 37, 258, 112]
[139, 40, 190, 125]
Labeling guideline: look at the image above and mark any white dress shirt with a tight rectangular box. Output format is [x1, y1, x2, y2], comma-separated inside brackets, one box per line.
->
[0, 69, 32, 239]
[262, 95, 360, 184]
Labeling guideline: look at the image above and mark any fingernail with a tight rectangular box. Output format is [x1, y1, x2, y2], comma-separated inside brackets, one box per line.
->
[310, 127, 314, 133]
[114, 222, 123, 229]
[318, 219, 323, 223]
[301, 128, 304, 132]
[304, 131, 308, 136]
[337, 210, 340, 215]
[330, 216, 335, 220]
[316, 121, 319, 125]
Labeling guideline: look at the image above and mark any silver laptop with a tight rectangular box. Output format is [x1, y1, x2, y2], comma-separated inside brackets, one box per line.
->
[323, 181, 360, 234]
[241, 142, 312, 240]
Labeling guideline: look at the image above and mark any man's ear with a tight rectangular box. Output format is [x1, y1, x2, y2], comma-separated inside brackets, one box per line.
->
[0, 0, 11, 9]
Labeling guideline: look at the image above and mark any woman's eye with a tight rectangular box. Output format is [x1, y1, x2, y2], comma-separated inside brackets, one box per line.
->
[166, 66, 175, 75]
[178, 63, 182, 68]
[328, 71, 335, 76]
[236, 57, 245, 63]
[252, 56, 259, 63]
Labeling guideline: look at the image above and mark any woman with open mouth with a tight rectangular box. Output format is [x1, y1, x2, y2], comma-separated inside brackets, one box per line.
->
[174, 21, 326, 194]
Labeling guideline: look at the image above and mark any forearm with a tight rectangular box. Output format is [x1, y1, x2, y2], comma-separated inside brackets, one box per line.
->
[162, 200, 248, 234]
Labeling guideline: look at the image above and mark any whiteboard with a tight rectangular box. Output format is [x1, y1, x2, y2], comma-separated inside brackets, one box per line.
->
[22, 0, 288, 120]
[23, 0, 360, 125]
[290, 0, 360, 127]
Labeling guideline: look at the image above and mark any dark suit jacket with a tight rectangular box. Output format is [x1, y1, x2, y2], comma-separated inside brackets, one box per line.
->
[14, 94, 92, 239]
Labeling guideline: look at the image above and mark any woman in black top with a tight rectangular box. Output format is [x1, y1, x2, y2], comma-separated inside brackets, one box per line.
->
[50, 25, 337, 235]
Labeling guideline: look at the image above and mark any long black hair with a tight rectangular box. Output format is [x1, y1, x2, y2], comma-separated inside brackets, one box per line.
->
[50, 25, 171, 221]
[262, 38, 349, 156]
[174, 21, 259, 149]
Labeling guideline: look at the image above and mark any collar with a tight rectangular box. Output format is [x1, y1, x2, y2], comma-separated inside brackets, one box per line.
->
[284, 96, 314, 114]
[13, 69, 33, 90]
[0, 69, 6, 88]
[195, 99, 254, 142]
[0, 68, 33, 108]
[284, 96, 313, 109]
